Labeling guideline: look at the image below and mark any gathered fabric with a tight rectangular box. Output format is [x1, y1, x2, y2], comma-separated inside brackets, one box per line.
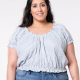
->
[7, 22, 73, 73]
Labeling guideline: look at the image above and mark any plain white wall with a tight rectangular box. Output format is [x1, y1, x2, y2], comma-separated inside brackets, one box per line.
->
[0, 0, 80, 80]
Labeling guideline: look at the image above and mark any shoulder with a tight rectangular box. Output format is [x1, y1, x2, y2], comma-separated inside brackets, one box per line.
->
[12, 27, 25, 36]
[55, 23, 73, 45]
[9, 26, 26, 40]
[14, 26, 24, 33]
[52, 22, 67, 33]
[54, 23, 72, 38]
[54, 23, 65, 28]
[54, 23, 68, 32]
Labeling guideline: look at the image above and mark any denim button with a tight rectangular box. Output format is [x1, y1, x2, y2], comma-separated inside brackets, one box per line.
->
[27, 70, 31, 75]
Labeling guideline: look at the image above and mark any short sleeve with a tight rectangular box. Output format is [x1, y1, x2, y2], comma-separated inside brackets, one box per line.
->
[7, 27, 21, 49]
[61, 25, 74, 45]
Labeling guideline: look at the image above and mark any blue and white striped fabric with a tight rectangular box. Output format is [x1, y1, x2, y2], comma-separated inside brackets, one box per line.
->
[7, 22, 73, 73]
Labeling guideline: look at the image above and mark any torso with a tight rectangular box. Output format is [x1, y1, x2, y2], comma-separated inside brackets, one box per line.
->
[27, 22, 54, 35]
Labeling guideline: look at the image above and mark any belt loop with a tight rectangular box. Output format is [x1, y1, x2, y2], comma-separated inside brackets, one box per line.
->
[28, 70, 31, 74]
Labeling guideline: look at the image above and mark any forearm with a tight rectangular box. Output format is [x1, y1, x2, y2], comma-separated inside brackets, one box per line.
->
[68, 61, 80, 80]
[7, 65, 16, 80]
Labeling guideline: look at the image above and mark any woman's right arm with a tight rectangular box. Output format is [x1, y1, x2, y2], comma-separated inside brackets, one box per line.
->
[7, 47, 18, 80]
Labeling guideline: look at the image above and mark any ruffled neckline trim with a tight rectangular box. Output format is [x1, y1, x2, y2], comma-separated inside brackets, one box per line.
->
[25, 22, 56, 37]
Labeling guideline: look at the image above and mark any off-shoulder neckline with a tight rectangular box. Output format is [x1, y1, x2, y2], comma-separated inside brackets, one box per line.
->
[25, 22, 56, 37]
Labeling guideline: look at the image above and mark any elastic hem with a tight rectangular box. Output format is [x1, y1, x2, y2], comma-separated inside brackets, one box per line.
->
[17, 65, 67, 73]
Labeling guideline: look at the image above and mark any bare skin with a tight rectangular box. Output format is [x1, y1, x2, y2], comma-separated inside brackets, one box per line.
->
[27, 22, 54, 35]
[7, 0, 79, 80]
[7, 48, 18, 80]
[66, 43, 80, 80]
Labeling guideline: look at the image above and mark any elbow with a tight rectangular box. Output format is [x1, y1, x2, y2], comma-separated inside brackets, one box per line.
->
[68, 59, 78, 67]
[7, 63, 17, 69]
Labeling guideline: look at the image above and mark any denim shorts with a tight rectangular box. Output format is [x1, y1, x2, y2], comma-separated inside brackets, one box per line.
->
[15, 69, 69, 80]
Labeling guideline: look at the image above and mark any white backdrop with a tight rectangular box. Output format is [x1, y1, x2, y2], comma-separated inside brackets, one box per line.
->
[0, 0, 80, 80]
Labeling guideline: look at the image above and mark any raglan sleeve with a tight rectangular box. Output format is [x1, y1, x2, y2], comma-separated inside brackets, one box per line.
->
[7, 27, 20, 49]
[61, 25, 74, 45]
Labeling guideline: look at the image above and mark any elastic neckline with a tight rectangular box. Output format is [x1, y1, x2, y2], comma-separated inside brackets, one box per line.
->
[25, 22, 56, 37]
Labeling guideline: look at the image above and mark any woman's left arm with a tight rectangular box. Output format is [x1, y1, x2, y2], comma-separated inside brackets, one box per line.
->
[65, 42, 80, 80]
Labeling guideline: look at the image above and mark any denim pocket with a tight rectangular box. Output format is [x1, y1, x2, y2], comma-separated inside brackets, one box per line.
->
[16, 69, 30, 77]
[52, 71, 69, 80]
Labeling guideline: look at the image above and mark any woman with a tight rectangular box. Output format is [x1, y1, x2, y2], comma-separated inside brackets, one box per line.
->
[7, 0, 79, 80]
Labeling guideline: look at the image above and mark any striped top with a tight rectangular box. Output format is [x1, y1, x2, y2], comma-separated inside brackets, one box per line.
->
[7, 22, 73, 73]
